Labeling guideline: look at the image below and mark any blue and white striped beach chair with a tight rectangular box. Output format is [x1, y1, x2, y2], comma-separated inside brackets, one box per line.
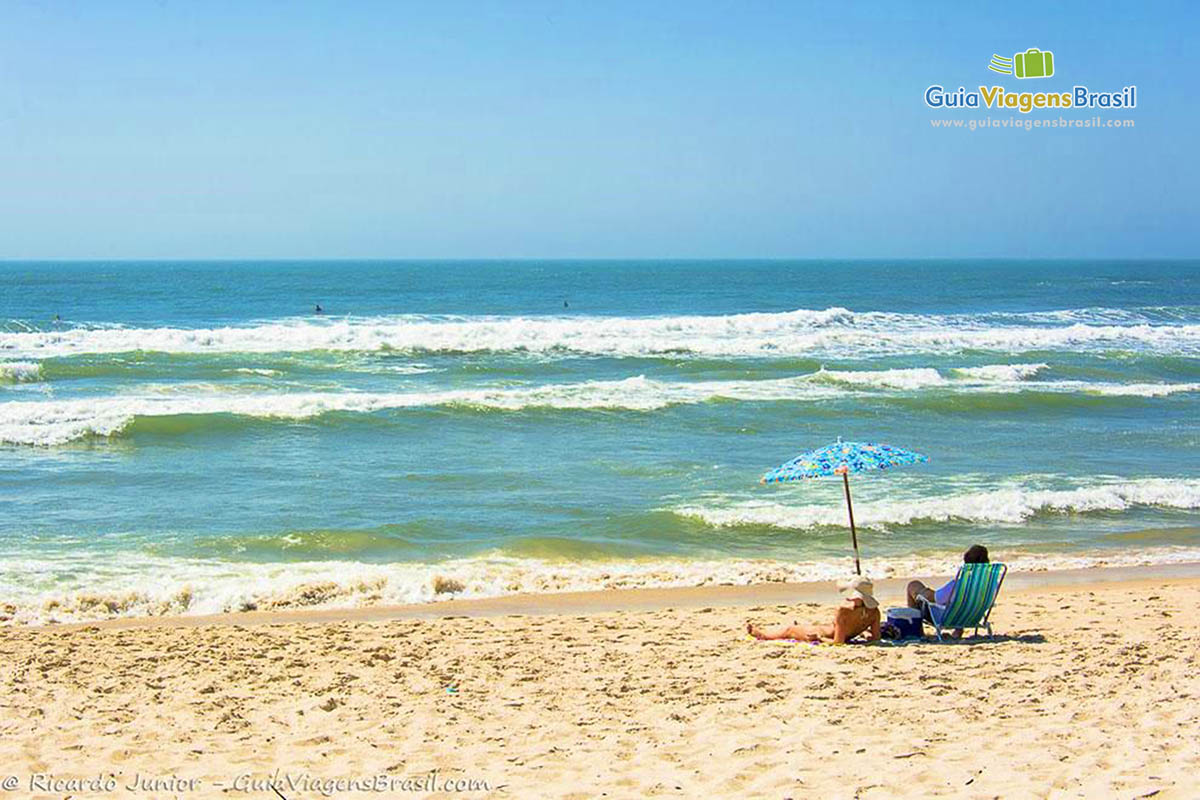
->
[917, 562, 1007, 641]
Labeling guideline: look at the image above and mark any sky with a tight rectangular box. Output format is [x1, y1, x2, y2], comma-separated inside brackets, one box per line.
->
[0, 1, 1195, 259]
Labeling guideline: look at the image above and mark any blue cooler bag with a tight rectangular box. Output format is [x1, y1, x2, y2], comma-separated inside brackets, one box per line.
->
[886, 607, 923, 639]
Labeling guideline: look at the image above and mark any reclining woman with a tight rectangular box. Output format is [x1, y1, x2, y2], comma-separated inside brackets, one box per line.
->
[907, 544, 989, 637]
[747, 577, 881, 644]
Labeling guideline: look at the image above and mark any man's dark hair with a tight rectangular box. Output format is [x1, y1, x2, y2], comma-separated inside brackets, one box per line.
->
[963, 544, 990, 564]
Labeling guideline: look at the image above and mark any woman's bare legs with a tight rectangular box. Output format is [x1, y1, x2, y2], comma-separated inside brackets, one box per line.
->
[908, 580, 963, 637]
[746, 621, 832, 642]
[907, 580, 935, 609]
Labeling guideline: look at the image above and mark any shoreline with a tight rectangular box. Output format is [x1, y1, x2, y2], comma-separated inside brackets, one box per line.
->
[49, 559, 1200, 632]
[8, 525, 1200, 626]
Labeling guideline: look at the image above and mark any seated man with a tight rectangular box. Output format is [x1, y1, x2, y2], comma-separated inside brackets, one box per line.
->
[747, 577, 881, 644]
[907, 544, 989, 635]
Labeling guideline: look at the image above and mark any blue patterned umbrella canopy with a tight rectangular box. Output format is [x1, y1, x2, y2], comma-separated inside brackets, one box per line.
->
[762, 439, 928, 483]
[762, 438, 928, 574]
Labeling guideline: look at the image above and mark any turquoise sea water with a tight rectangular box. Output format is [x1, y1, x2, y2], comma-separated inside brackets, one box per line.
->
[2, 260, 1199, 622]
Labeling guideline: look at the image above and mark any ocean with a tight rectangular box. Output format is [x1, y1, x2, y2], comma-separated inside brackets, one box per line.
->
[1, 259, 1198, 623]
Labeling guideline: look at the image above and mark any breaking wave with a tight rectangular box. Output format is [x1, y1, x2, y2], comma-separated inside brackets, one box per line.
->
[673, 478, 1200, 531]
[950, 363, 1049, 381]
[4, 369, 1198, 446]
[5, 543, 1200, 625]
[0, 361, 42, 383]
[3, 306, 1199, 360]
[808, 363, 1050, 390]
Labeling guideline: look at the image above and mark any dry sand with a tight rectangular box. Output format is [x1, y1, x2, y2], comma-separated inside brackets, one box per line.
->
[1, 569, 1197, 799]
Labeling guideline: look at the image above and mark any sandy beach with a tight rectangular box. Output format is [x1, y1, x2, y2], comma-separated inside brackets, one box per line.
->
[2, 2, 1195, 797]
[0, 565, 1195, 799]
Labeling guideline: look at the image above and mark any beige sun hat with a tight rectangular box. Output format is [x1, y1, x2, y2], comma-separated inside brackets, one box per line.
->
[838, 576, 879, 609]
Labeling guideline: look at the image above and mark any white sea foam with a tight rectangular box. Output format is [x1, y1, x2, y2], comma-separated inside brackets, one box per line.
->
[950, 363, 1048, 381]
[1086, 382, 1200, 397]
[673, 478, 1200, 531]
[0, 377, 842, 445]
[812, 366, 1198, 397]
[0, 361, 43, 382]
[4, 544, 1200, 625]
[3, 371, 1198, 446]
[229, 367, 282, 377]
[3, 307, 1199, 359]
[813, 363, 1049, 390]
[382, 364, 439, 375]
[808, 367, 948, 390]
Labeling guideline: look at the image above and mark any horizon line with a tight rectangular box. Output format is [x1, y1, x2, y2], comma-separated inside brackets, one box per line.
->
[1, 256, 1197, 264]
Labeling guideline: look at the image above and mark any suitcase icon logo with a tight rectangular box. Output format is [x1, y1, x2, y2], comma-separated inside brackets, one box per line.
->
[988, 48, 1055, 79]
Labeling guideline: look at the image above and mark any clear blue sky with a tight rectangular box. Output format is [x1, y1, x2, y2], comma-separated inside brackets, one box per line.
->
[1, 1, 1195, 258]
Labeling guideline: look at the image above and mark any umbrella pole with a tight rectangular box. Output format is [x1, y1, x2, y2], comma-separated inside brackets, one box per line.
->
[842, 472, 861, 575]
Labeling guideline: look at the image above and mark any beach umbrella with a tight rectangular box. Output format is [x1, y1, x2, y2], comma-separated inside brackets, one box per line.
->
[761, 438, 928, 575]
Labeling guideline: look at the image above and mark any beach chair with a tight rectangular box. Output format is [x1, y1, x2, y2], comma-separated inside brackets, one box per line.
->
[917, 562, 1007, 641]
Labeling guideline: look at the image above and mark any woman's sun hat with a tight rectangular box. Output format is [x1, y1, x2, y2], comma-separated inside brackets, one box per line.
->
[839, 576, 879, 609]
